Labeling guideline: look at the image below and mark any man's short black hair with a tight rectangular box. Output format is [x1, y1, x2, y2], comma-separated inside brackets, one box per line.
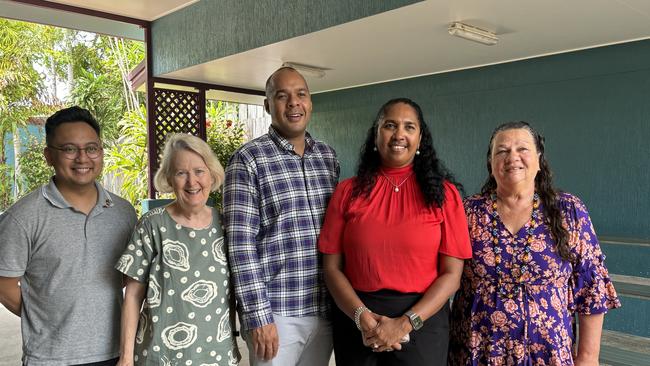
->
[265, 66, 303, 99]
[45, 106, 101, 145]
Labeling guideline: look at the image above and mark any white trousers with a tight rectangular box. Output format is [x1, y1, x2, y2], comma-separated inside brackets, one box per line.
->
[243, 315, 333, 366]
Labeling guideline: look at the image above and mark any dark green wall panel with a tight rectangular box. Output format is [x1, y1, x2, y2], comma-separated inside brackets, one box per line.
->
[152, 0, 421, 75]
[309, 40, 650, 239]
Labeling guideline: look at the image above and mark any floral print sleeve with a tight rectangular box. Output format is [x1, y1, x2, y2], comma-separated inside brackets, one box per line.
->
[562, 193, 621, 315]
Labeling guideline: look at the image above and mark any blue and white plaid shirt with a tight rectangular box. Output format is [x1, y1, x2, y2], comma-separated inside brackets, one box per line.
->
[223, 126, 339, 330]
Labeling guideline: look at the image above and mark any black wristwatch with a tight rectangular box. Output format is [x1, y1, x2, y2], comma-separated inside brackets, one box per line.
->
[404, 310, 423, 331]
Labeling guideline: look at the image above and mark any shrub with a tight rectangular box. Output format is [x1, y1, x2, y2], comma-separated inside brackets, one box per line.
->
[17, 136, 52, 197]
[205, 101, 246, 209]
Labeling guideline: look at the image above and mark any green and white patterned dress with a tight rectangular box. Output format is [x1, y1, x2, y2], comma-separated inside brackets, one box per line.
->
[116, 207, 240, 366]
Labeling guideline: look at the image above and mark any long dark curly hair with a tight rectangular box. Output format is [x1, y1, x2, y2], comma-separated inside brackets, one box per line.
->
[480, 121, 572, 261]
[351, 98, 459, 208]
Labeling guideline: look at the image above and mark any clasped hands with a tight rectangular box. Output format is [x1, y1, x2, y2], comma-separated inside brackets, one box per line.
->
[359, 311, 411, 352]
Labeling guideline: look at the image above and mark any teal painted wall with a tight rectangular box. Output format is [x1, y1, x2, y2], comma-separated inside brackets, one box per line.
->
[309, 40, 650, 239]
[601, 242, 650, 277]
[3, 125, 44, 167]
[151, 0, 421, 75]
[603, 295, 650, 338]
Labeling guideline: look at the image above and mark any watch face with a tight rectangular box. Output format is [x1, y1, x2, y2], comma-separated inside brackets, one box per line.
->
[406, 311, 423, 330]
[412, 316, 423, 330]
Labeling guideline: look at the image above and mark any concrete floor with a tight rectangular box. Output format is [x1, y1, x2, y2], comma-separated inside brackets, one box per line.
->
[235, 336, 336, 366]
[7, 303, 634, 365]
[0, 305, 335, 366]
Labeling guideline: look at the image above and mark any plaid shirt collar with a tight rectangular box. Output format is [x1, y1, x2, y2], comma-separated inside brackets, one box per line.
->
[267, 125, 316, 154]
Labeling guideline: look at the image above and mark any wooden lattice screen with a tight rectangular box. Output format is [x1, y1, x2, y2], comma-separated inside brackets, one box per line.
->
[148, 87, 206, 197]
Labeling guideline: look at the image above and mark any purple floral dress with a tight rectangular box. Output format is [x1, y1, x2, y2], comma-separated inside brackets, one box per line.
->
[449, 192, 620, 366]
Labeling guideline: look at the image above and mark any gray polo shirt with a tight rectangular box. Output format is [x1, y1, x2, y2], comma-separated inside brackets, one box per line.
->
[0, 179, 137, 366]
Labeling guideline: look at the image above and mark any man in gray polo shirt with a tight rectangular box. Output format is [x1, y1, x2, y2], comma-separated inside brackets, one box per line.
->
[0, 106, 137, 366]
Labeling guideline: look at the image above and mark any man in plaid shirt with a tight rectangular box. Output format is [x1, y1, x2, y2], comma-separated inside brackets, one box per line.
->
[223, 67, 339, 366]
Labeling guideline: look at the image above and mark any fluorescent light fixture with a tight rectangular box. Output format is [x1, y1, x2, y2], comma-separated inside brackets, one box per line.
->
[448, 22, 498, 46]
[282, 61, 328, 78]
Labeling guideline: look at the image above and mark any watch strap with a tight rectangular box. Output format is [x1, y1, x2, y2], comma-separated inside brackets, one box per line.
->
[404, 310, 423, 330]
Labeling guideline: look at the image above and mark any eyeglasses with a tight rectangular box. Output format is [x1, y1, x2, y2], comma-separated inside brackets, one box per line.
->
[48, 144, 103, 160]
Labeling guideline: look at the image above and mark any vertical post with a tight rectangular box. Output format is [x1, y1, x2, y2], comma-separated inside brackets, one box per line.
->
[145, 26, 156, 199]
[198, 87, 207, 141]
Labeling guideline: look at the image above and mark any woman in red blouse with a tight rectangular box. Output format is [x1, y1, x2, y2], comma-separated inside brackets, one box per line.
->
[319, 98, 472, 365]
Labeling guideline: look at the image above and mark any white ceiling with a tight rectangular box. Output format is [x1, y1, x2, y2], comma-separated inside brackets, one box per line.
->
[160, 0, 650, 94]
[11, 0, 650, 97]
[49, 0, 198, 21]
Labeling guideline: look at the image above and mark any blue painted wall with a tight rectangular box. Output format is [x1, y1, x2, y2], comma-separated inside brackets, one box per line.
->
[3, 125, 44, 167]
[309, 40, 650, 239]
[151, 0, 421, 76]
[3, 125, 45, 195]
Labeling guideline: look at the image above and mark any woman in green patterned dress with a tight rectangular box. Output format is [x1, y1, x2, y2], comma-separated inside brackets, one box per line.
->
[116, 133, 240, 366]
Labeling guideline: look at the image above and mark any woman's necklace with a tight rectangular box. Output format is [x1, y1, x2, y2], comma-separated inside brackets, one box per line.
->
[490, 192, 539, 299]
[380, 171, 413, 192]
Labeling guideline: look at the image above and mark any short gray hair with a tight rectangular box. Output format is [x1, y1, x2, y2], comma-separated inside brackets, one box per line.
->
[154, 133, 225, 194]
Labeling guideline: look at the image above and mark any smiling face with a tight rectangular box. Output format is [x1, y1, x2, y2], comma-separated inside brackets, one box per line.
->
[171, 149, 215, 212]
[264, 68, 312, 144]
[489, 128, 541, 191]
[44, 121, 103, 191]
[375, 102, 422, 168]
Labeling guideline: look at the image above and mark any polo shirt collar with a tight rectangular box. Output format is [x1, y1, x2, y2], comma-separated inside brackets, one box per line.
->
[268, 125, 315, 154]
[42, 178, 114, 210]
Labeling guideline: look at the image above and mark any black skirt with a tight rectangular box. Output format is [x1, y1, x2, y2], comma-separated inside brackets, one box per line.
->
[333, 289, 450, 366]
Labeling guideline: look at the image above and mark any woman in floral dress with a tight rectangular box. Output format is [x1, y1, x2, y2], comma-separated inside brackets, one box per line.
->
[449, 121, 620, 366]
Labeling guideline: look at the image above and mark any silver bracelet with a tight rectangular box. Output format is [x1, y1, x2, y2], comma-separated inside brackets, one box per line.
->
[353, 306, 371, 331]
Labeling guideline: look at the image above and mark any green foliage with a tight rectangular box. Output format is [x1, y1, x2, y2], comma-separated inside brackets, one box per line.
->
[104, 107, 148, 213]
[69, 69, 124, 141]
[0, 20, 55, 206]
[0, 19, 50, 164]
[17, 137, 52, 197]
[0, 164, 13, 211]
[205, 101, 246, 208]
[68, 35, 145, 142]
[0, 19, 43, 103]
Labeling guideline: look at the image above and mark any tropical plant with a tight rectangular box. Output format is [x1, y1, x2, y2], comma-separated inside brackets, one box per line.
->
[0, 20, 56, 199]
[104, 106, 148, 212]
[69, 69, 124, 141]
[17, 136, 52, 197]
[0, 165, 14, 211]
[205, 100, 246, 208]
[68, 35, 145, 142]
[0, 20, 49, 164]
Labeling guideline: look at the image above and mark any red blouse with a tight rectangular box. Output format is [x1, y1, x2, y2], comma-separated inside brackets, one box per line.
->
[319, 165, 472, 293]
